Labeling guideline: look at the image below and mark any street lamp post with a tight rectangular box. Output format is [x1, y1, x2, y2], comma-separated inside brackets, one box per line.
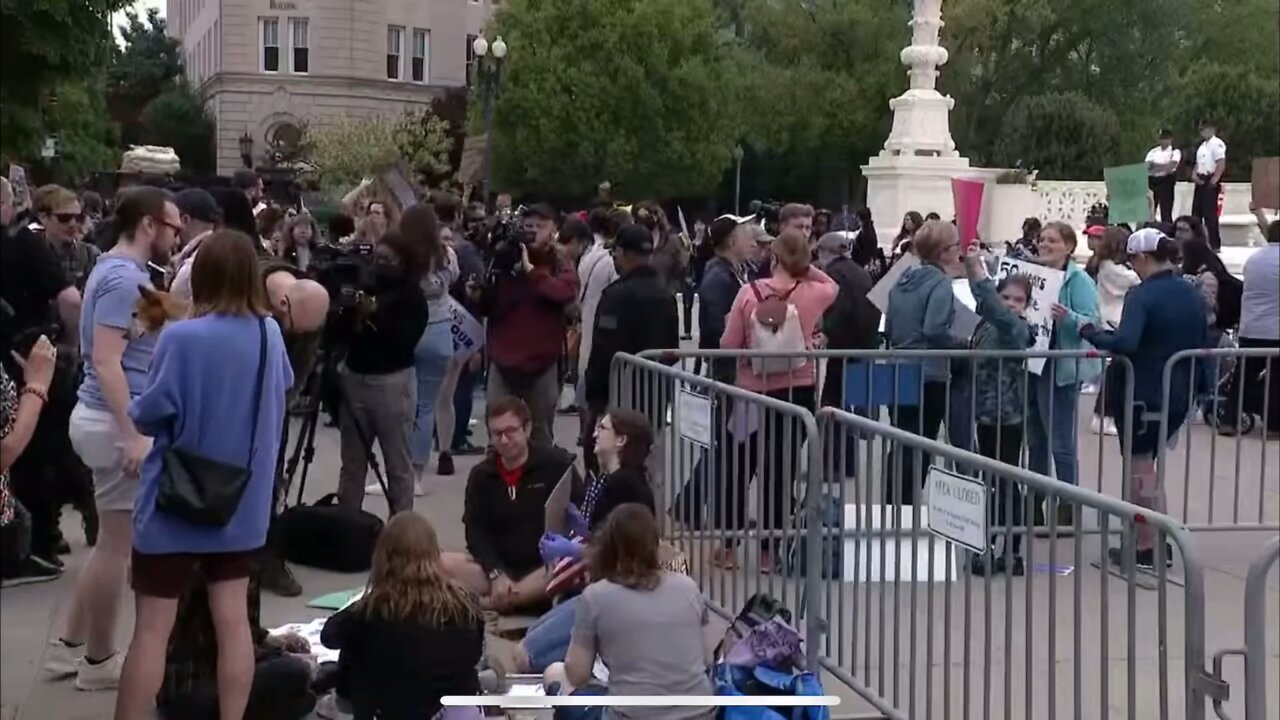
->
[733, 144, 744, 215]
[238, 132, 255, 169]
[472, 34, 508, 210]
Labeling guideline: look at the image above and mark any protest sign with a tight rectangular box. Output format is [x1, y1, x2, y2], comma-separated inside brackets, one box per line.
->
[868, 253, 918, 313]
[1251, 157, 1280, 211]
[446, 296, 485, 360]
[951, 178, 985, 251]
[994, 256, 1065, 375]
[1103, 164, 1151, 226]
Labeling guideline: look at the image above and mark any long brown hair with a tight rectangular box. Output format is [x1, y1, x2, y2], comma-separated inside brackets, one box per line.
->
[189, 230, 272, 318]
[607, 409, 653, 468]
[279, 212, 317, 252]
[589, 504, 662, 591]
[358, 512, 480, 625]
[400, 203, 444, 271]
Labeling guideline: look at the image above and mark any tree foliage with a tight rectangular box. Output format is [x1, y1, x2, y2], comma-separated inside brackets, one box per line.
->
[304, 110, 453, 193]
[488, 0, 739, 199]
[30, 78, 121, 184]
[0, 0, 130, 160]
[992, 93, 1120, 180]
[140, 81, 217, 176]
[1166, 64, 1280, 181]
[109, 8, 185, 144]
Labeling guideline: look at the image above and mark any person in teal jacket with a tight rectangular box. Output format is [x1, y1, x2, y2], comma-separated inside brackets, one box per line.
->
[1029, 222, 1102, 526]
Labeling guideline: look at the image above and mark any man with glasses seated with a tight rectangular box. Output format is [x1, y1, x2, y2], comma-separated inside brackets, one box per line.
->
[444, 396, 577, 615]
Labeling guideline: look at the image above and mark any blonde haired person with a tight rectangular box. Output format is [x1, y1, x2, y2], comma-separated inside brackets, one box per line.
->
[319, 512, 484, 720]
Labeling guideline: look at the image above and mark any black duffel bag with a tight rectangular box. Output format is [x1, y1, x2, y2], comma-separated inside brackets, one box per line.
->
[277, 492, 383, 573]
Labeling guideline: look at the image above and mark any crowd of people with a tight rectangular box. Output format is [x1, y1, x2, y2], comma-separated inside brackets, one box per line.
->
[0, 153, 1276, 719]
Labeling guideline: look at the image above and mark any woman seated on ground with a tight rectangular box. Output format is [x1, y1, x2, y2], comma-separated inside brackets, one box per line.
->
[498, 410, 659, 676]
[544, 504, 714, 720]
[320, 512, 484, 720]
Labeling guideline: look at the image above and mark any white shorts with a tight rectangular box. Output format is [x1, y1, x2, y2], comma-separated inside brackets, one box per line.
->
[69, 403, 145, 513]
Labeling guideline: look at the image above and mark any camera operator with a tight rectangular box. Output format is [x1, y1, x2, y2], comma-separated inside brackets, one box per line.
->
[479, 203, 578, 447]
[337, 230, 429, 515]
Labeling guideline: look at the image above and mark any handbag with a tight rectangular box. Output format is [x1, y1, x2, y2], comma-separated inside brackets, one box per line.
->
[277, 493, 384, 572]
[155, 316, 267, 527]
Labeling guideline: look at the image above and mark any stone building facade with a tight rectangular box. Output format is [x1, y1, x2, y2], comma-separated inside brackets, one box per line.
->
[167, 0, 493, 175]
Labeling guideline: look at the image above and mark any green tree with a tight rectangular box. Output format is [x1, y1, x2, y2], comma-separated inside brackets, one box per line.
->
[139, 80, 217, 175]
[1167, 63, 1280, 182]
[109, 8, 185, 144]
[31, 78, 120, 184]
[488, 0, 739, 199]
[304, 111, 452, 193]
[0, 0, 130, 160]
[992, 92, 1120, 180]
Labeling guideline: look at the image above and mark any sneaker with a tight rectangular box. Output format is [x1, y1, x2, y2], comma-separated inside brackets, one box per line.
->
[437, 451, 455, 476]
[1, 556, 63, 588]
[260, 555, 302, 598]
[970, 553, 1007, 577]
[55, 537, 71, 556]
[1103, 417, 1119, 436]
[315, 692, 354, 720]
[366, 481, 419, 497]
[43, 639, 83, 678]
[1008, 556, 1026, 577]
[1090, 415, 1104, 434]
[74, 653, 123, 691]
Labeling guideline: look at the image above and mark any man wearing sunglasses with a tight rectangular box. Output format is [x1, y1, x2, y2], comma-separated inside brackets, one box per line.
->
[36, 186, 100, 294]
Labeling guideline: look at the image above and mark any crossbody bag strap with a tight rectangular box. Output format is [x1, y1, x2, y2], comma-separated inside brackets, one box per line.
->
[246, 316, 268, 467]
[579, 252, 611, 303]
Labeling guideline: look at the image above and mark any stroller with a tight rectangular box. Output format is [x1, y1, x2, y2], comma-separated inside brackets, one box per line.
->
[1197, 331, 1263, 435]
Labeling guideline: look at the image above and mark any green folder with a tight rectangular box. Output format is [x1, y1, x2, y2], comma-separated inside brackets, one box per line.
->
[306, 588, 363, 611]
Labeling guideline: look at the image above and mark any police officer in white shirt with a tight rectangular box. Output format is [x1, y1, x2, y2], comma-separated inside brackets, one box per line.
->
[1145, 128, 1181, 224]
[1192, 119, 1227, 250]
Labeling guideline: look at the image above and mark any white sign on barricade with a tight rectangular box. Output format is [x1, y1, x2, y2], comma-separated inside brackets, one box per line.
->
[675, 389, 712, 447]
[925, 466, 989, 553]
[993, 257, 1065, 375]
[447, 296, 485, 360]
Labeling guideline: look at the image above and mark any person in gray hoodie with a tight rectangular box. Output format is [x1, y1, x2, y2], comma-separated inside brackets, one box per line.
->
[882, 221, 966, 504]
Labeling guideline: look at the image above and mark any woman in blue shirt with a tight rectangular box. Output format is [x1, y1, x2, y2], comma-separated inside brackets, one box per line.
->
[114, 230, 293, 720]
[1082, 228, 1207, 571]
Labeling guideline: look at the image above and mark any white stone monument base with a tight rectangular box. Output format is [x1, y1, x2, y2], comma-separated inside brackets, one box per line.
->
[861, 154, 988, 246]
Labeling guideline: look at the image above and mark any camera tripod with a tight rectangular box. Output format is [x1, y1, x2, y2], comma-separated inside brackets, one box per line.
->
[276, 344, 392, 509]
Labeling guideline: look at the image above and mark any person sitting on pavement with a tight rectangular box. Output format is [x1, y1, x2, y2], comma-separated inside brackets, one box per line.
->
[319, 512, 484, 720]
[493, 410, 658, 677]
[444, 396, 577, 614]
[543, 504, 715, 720]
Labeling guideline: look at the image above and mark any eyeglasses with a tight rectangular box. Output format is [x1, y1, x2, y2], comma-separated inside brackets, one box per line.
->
[152, 216, 184, 235]
[490, 426, 524, 440]
[52, 212, 85, 224]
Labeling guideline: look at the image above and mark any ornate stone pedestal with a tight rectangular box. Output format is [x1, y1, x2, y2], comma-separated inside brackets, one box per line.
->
[862, 0, 973, 244]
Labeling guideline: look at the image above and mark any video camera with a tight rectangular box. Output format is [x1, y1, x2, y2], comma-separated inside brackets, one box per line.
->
[309, 241, 376, 347]
[485, 215, 529, 279]
[749, 199, 782, 236]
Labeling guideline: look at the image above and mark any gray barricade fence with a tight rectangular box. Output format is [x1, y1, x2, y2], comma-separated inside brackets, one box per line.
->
[639, 348, 1141, 524]
[1156, 347, 1280, 531]
[1207, 537, 1279, 720]
[608, 352, 1223, 720]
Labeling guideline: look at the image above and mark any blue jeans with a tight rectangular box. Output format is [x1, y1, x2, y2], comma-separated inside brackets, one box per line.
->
[1027, 367, 1081, 486]
[523, 596, 579, 672]
[412, 322, 452, 465]
[451, 361, 479, 449]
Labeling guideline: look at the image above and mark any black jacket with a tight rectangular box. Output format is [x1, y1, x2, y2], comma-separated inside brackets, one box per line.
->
[463, 444, 577, 578]
[584, 264, 680, 410]
[696, 256, 744, 383]
[321, 605, 483, 720]
[584, 465, 656, 532]
[821, 256, 881, 350]
[343, 280, 429, 375]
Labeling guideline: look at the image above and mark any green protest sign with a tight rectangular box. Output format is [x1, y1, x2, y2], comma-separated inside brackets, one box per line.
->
[1104, 164, 1151, 226]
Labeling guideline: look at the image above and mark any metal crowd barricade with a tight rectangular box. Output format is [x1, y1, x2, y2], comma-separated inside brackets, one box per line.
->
[1206, 537, 1279, 720]
[608, 352, 827, 669]
[1157, 347, 1280, 531]
[815, 407, 1213, 720]
[639, 348, 1138, 507]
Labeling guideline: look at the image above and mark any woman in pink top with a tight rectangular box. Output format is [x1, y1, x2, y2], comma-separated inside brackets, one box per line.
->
[715, 229, 836, 571]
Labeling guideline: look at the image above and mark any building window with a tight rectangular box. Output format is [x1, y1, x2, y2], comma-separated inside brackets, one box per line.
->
[411, 29, 429, 83]
[261, 18, 280, 73]
[466, 33, 478, 86]
[387, 26, 403, 80]
[290, 18, 309, 74]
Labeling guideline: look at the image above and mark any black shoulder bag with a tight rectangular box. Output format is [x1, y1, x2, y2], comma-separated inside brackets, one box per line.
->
[156, 316, 267, 527]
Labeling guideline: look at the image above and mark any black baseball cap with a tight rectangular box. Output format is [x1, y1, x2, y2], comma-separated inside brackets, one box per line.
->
[521, 202, 558, 221]
[614, 224, 654, 254]
[174, 188, 221, 224]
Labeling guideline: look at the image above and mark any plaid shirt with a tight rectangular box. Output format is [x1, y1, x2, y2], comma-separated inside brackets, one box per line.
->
[51, 238, 101, 293]
[0, 366, 15, 526]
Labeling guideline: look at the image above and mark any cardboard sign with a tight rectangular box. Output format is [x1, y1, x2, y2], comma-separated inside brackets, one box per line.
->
[446, 296, 485, 360]
[993, 257, 1065, 375]
[868, 254, 919, 313]
[951, 177, 985, 251]
[1251, 157, 1280, 211]
[1103, 164, 1151, 226]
